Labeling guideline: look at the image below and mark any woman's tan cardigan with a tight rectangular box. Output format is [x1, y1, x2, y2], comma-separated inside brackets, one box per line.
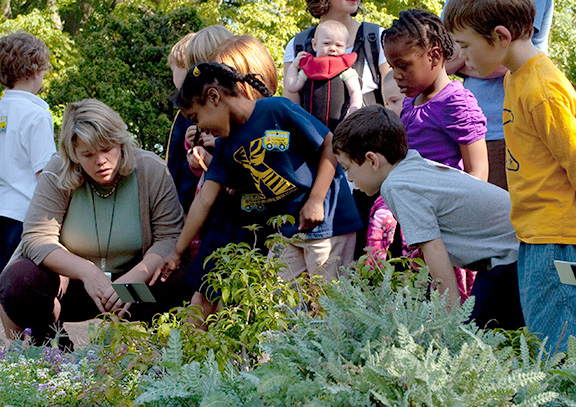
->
[19, 149, 184, 267]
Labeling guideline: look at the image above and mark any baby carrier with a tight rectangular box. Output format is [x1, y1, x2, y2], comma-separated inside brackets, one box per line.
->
[299, 52, 357, 131]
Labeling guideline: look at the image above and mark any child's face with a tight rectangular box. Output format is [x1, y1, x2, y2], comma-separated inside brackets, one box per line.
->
[383, 78, 405, 117]
[451, 27, 503, 77]
[312, 28, 348, 57]
[181, 89, 231, 139]
[384, 40, 437, 98]
[170, 63, 188, 90]
[336, 152, 382, 197]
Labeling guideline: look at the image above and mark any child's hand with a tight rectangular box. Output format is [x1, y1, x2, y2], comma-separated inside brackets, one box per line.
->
[200, 132, 216, 148]
[298, 197, 325, 231]
[293, 51, 309, 70]
[150, 250, 181, 285]
[187, 146, 210, 171]
[185, 125, 200, 149]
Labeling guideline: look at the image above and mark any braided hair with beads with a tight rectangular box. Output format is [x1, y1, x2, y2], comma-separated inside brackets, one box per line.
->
[177, 62, 273, 110]
[382, 9, 455, 61]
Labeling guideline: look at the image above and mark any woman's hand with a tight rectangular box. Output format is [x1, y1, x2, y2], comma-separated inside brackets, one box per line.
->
[79, 265, 121, 314]
[150, 250, 182, 285]
[101, 284, 130, 317]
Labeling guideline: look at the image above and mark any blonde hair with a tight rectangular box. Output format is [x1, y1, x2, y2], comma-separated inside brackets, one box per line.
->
[167, 32, 195, 69]
[209, 35, 278, 99]
[314, 20, 350, 43]
[185, 25, 233, 70]
[0, 31, 50, 89]
[58, 99, 139, 190]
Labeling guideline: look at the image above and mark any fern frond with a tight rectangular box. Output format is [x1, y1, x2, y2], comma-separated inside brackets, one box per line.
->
[161, 328, 183, 370]
[199, 390, 241, 407]
[257, 373, 296, 393]
[514, 390, 559, 407]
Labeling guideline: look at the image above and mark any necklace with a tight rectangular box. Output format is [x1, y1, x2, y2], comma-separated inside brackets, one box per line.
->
[89, 178, 120, 199]
[91, 184, 118, 272]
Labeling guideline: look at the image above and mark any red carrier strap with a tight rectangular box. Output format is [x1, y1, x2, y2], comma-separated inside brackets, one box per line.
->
[299, 53, 358, 80]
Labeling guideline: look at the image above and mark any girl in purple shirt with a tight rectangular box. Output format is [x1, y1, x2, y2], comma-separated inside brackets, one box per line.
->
[382, 9, 488, 180]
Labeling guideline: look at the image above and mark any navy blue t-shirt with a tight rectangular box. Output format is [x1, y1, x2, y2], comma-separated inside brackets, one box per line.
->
[205, 97, 361, 239]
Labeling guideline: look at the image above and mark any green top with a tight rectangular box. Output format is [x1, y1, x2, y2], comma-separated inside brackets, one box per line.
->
[60, 171, 142, 275]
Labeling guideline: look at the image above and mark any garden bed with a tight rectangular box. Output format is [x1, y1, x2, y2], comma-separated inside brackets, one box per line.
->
[1, 241, 575, 406]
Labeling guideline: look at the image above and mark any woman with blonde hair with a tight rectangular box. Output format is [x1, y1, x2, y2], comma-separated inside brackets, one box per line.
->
[0, 99, 189, 350]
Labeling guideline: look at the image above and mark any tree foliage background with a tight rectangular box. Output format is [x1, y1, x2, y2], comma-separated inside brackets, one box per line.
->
[0, 0, 574, 154]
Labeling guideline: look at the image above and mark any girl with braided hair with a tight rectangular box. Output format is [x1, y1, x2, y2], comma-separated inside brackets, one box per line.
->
[383, 9, 489, 181]
[153, 62, 362, 318]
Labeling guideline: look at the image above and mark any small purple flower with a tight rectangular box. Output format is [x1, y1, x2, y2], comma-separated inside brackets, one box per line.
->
[23, 328, 32, 337]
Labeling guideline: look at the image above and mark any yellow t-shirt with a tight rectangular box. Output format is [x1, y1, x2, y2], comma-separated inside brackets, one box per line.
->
[504, 52, 576, 244]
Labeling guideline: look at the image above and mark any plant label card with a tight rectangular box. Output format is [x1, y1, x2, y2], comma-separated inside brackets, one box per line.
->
[112, 282, 156, 303]
[553, 260, 576, 286]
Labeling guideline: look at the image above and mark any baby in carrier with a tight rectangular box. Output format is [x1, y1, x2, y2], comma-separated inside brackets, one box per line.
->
[284, 20, 363, 131]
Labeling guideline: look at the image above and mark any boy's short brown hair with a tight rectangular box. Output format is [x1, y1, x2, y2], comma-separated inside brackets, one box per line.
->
[0, 32, 50, 89]
[443, 0, 535, 44]
[333, 105, 408, 166]
[167, 32, 195, 69]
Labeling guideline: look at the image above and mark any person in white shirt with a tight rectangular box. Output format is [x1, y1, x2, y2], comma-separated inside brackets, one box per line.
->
[0, 32, 55, 272]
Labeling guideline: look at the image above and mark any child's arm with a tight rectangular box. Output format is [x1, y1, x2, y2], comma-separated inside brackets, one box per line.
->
[419, 238, 461, 307]
[151, 179, 222, 284]
[459, 139, 489, 181]
[344, 73, 363, 115]
[299, 132, 337, 231]
[284, 51, 308, 94]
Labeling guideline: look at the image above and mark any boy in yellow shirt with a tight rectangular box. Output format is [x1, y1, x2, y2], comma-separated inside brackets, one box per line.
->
[445, 0, 576, 350]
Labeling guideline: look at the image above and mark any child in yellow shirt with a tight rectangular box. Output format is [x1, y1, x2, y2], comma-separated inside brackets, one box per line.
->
[445, 0, 576, 351]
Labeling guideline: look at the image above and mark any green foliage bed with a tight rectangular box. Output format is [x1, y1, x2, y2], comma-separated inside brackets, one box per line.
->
[1, 232, 575, 406]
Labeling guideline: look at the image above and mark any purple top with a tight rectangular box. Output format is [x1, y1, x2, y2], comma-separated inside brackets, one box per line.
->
[400, 81, 487, 170]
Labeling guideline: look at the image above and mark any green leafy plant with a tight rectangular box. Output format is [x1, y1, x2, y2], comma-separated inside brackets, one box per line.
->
[135, 255, 576, 406]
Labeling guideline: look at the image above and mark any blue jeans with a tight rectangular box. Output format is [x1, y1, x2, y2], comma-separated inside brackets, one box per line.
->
[518, 243, 576, 352]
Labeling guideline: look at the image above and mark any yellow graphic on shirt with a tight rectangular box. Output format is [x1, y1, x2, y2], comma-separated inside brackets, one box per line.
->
[234, 137, 297, 209]
[0, 116, 6, 132]
[262, 130, 290, 151]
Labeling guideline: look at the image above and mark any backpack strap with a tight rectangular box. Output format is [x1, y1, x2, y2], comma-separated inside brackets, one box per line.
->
[360, 22, 381, 88]
[293, 27, 316, 55]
